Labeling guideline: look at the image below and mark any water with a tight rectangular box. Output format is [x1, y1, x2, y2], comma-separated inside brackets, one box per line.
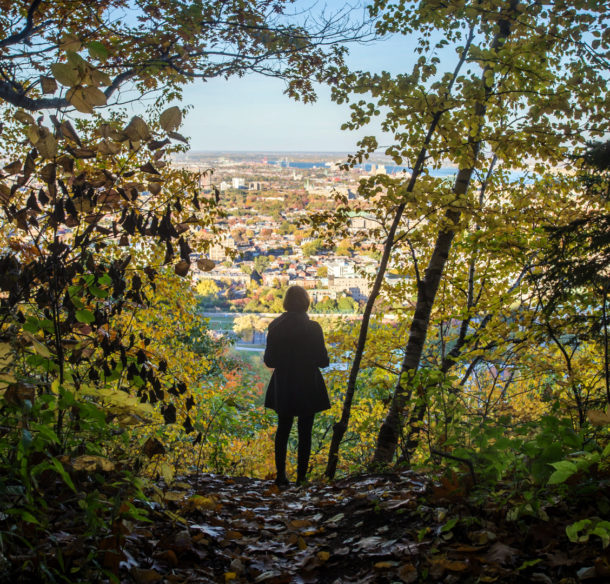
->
[268, 160, 449, 174]
[267, 160, 528, 181]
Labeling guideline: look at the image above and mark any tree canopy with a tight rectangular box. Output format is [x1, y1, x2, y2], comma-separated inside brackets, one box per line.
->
[0, 0, 364, 112]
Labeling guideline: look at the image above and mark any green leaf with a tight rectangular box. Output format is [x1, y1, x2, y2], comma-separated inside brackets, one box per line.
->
[518, 559, 542, 571]
[89, 286, 108, 298]
[32, 423, 59, 445]
[549, 460, 578, 475]
[440, 517, 459, 533]
[21, 429, 33, 449]
[87, 41, 109, 61]
[23, 317, 40, 333]
[567, 519, 591, 543]
[20, 511, 41, 525]
[592, 524, 610, 548]
[548, 468, 577, 485]
[75, 309, 95, 324]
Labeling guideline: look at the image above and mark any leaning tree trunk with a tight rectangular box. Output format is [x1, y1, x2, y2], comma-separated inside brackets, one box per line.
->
[372, 4, 518, 466]
[324, 28, 476, 479]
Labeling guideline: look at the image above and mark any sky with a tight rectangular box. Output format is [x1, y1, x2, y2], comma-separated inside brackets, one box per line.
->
[177, 3, 422, 153]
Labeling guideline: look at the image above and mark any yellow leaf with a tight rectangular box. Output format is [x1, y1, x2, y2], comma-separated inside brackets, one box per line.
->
[224, 573, 237, 582]
[27, 125, 40, 144]
[14, 111, 35, 125]
[317, 551, 330, 561]
[51, 62, 81, 87]
[290, 519, 312, 528]
[0, 343, 13, 367]
[183, 494, 217, 511]
[82, 85, 108, 107]
[32, 339, 51, 358]
[37, 133, 58, 159]
[160, 462, 175, 485]
[72, 455, 115, 472]
[89, 69, 112, 87]
[67, 87, 94, 114]
[375, 561, 399, 569]
[59, 34, 82, 52]
[124, 116, 151, 141]
[164, 491, 186, 502]
[164, 509, 188, 525]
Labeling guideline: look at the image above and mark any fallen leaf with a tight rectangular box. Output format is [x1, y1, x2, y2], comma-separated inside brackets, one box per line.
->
[397, 563, 418, 583]
[485, 541, 519, 566]
[183, 495, 218, 511]
[164, 491, 186, 502]
[130, 567, 163, 584]
[71, 455, 114, 472]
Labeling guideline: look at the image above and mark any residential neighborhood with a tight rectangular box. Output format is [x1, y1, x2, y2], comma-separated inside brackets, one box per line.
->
[174, 151, 405, 313]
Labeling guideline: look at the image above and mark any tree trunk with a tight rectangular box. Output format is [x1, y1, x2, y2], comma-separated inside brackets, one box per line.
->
[324, 28, 476, 479]
[372, 4, 518, 466]
[372, 206, 464, 464]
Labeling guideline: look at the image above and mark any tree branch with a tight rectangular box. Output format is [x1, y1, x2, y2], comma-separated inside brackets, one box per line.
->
[0, 0, 43, 48]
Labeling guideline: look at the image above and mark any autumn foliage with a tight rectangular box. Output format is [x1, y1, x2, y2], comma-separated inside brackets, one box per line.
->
[1, 1, 610, 582]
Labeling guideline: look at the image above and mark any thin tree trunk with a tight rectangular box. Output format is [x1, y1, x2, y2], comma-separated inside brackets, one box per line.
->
[372, 4, 518, 466]
[324, 28, 476, 479]
[602, 284, 610, 406]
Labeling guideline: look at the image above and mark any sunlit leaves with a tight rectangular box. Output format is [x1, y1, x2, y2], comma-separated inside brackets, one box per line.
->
[66, 86, 107, 113]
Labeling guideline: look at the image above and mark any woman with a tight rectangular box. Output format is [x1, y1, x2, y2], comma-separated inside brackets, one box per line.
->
[264, 285, 330, 487]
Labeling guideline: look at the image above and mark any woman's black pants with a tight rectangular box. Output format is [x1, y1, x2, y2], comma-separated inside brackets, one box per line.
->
[275, 414, 314, 483]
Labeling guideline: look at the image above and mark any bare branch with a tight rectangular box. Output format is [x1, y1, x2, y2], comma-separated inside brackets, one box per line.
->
[0, 0, 43, 48]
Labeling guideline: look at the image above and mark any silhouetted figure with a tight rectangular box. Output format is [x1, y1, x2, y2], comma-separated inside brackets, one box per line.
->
[264, 286, 330, 487]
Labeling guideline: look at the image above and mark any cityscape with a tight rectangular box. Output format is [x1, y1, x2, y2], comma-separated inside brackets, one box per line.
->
[173, 151, 412, 317]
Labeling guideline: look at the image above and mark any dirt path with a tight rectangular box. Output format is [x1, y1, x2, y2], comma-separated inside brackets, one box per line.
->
[115, 472, 608, 583]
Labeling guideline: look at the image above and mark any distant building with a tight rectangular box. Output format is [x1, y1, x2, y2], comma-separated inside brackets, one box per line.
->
[208, 235, 237, 262]
[326, 259, 356, 278]
[232, 177, 246, 189]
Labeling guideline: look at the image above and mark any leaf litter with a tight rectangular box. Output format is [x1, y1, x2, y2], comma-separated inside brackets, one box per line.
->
[4, 470, 610, 583]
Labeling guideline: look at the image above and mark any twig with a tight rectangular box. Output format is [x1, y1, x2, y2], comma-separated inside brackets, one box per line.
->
[430, 447, 476, 485]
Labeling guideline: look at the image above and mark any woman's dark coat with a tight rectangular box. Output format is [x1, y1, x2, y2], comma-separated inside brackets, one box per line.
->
[264, 311, 330, 417]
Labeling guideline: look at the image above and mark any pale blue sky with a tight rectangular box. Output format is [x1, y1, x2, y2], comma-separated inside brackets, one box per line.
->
[179, 7, 422, 152]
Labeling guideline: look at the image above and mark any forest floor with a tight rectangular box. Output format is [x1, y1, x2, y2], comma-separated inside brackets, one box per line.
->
[7, 469, 610, 583]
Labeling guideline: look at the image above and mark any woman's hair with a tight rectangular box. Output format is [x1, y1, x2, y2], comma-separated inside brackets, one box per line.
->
[283, 285, 310, 312]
